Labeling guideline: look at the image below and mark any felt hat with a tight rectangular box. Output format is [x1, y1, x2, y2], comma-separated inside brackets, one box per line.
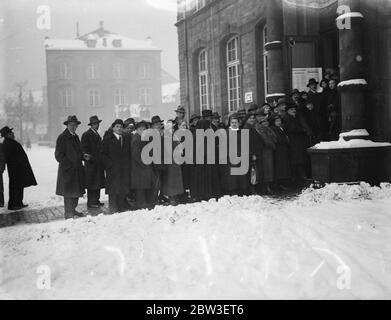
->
[111, 119, 124, 128]
[64, 115, 81, 125]
[88, 115, 102, 126]
[0, 126, 13, 138]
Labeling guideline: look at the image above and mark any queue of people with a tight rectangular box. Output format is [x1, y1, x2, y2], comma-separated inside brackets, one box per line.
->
[53, 76, 340, 219]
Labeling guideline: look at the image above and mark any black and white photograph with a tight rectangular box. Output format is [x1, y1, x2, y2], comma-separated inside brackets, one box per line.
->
[0, 0, 391, 303]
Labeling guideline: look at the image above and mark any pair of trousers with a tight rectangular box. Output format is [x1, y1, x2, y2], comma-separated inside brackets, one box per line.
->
[108, 194, 127, 213]
[0, 173, 4, 206]
[8, 179, 24, 208]
[87, 189, 101, 206]
[64, 197, 79, 217]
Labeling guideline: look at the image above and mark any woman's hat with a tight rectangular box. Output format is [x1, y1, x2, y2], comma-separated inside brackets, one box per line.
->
[151, 115, 164, 125]
[111, 119, 124, 128]
[190, 114, 201, 123]
[88, 115, 102, 126]
[202, 109, 213, 118]
[307, 78, 319, 87]
[175, 106, 186, 114]
[0, 126, 13, 138]
[64, 115, 81, 125]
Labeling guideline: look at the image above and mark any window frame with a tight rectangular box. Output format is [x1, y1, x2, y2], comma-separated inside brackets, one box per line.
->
[195, 0, 206, 12]
[112, 62, 124, 79]
[60, 87, 73, 107]
[198, 49, 209, 111]
[139, 87, 152, 106]
[87, 62, 98, 80]
[114, 88, 126, 105]
[226, 36, 241, 112]
[59, 62, 71, 80]
[88, 88, 100, 107]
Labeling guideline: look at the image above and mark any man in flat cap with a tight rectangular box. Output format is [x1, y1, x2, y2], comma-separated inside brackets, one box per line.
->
[55, 116, 85, 219]
[0, 126, 37, 210]
[81, 115, 105, 209]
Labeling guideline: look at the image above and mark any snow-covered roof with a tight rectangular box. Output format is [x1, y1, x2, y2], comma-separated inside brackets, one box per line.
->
[45, 33, 160, 51]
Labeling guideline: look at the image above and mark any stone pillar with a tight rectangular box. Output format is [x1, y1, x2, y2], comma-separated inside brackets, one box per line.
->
[337, 0, 367, 131]
[265, 0, 286, 104]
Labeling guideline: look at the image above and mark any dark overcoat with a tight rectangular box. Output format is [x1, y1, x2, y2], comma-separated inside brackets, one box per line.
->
[256, 125, 276, 183]
[2, 138, 37, 188]
[81, 128, 105, 190]
[283, 114, 308, 166]
[101, 132, 131, 195]
[271, 126, 291, 180]
[55, 129, 85, 198]
[130, 133, 157, 190]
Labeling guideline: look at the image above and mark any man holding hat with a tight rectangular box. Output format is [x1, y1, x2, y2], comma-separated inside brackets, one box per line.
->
[81, 116, 105, 209]
[0, 126, 37, 210]
[101, 119, 131, 214]
[55, 116, 85, 219]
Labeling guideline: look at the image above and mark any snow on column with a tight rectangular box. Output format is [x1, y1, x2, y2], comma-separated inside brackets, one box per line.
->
[265, 0, 286, 103]
[337, 0, 367, 132]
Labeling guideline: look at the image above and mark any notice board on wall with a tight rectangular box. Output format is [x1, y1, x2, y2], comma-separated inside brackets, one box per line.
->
[292, 68, 323, 92]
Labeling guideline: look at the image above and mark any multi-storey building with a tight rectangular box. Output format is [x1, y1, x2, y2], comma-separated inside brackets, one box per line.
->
[176, 0, 391, 145]
[45, 21, 162, 141]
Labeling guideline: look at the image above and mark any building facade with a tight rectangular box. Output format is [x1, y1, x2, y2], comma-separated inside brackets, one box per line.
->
[45, 21, 162, 141]
[176, 0, 391, 144]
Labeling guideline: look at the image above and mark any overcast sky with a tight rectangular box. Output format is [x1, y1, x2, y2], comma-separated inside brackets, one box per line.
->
[0, 0, 179, 94]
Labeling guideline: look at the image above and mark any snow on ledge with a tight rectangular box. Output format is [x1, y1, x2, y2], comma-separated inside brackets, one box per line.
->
[312, 139, 391, 150]
[266, 93, 286, 98]
[336, 12, 364, 20]
[264, 41, 282, 46]
[338, 79, 367, 87]
[340, 129, 369, 138]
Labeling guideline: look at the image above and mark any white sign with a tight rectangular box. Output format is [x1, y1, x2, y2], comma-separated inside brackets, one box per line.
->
[114, 104, 141, 118]
[292, 68, 323, 92]
[244, 92, 253, 104]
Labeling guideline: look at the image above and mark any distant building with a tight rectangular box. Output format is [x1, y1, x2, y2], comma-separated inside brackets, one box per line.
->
[45, 21, 162, 141]
[161, 69, 180, 120]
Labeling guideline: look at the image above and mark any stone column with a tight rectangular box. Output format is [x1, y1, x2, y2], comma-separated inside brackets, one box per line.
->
[337, 0, 367, 131]
[265, 0, 286, 104]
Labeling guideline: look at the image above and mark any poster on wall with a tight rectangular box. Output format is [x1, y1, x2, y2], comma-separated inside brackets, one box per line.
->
[292, 68, 323, 92]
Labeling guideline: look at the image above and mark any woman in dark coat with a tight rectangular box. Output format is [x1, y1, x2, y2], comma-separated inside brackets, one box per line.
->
[160, 120, 184, 205]
[101, 119, 131, 213]
[1, 126, 37, 210]
[243, 113, 263, 194]
[191, 119, 218, 201]
[255, 116, 277, 194]
[270, 116, 291, 189]
[55, 116, 85, 218]
[131, 121, 159, 209]
[283, 106, 309, 185]
[220, 114, 250, 196]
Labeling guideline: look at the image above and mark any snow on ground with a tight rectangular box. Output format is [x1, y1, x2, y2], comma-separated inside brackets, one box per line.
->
[1, 183, 391, 300]
[0, 145, 107, 213]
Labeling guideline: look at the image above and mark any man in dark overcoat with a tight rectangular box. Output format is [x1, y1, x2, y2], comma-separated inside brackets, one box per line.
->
[101, 119, 131, 214]
[0, 126, 37, 210]
[55, 116, 85, 219]
[81, 116, 105, 209]
[131, 121, 159, 210]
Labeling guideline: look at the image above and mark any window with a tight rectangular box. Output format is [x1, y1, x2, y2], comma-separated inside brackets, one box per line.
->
[114, 88, 126, 105]
[87, 62, 97, 79]
[60, 88, 72, 107]
[263, 26, 270, 96]
[139, 87, 152, 106]
[59, 62, 71, 80]
[139, 62, 152, 79]
[198, 49, 209, 110]
[195, 0, 206, 11]
[88, 89, 100, 107]
[226, 36, 241, 112]
[113, 62, 124, 79]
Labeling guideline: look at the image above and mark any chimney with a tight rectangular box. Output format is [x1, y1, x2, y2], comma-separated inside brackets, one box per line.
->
[99, 21, 104, 29]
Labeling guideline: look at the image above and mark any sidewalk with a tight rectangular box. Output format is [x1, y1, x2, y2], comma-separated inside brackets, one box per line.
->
[0, 203, 110, 229]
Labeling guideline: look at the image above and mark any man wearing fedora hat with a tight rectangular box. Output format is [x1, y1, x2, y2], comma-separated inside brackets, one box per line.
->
[0, 126, 37, 210]
[55, 116, 85, 219]
[81, 116, 105, 209]
[101, 119, 132, 214]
